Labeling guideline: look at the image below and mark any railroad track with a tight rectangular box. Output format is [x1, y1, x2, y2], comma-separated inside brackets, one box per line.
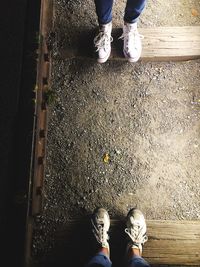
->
[25, 0, 200, 266]
[25, 0, 52, 264]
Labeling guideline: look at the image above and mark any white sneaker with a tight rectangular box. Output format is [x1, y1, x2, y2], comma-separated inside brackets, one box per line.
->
[94, 22, 113, 63]
[120, 22, 143, 63]
[91, 208, 110, 252]
[125, 208, 148, 253]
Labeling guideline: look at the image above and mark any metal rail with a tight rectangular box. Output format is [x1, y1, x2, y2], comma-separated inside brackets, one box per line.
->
[25, 0, 53, 265]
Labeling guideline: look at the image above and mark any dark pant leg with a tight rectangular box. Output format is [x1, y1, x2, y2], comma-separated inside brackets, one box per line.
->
[128, 255, 150, 267]
[124, 0, 147, 23]
[85, 252, 112, 267]
[94, 0, 114, 25]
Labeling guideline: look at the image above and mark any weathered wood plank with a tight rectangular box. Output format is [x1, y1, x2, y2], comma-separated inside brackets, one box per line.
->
[59, 26, 200, 61]
[54, 219, 200, 266]
[147, 220, 200, 240]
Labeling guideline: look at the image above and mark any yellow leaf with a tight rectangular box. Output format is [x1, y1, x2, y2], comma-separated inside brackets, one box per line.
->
[191, 9, 199, 17]
[103, 153, 110, 163]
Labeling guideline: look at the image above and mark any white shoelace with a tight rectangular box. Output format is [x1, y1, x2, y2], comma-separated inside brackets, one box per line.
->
[91, 219, 109, 245]
[94, 32, 113, 52]
[125, 226, 148, 245]
[119, 31, 144, 52]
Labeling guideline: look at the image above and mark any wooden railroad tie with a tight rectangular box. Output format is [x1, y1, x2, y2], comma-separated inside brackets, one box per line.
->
[54, 219, 200, 266]
[60, 26, 200, 61]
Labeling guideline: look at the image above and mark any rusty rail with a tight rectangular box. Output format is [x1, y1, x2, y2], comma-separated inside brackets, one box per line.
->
[31, 0, 52, 216]
[25, 0, 53, 265]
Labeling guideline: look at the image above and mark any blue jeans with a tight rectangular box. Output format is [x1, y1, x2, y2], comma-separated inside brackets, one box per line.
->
[85, 252, 150, 267]
[94, 0, 147, 25]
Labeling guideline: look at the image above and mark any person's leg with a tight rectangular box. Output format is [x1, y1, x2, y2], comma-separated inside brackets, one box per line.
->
[93, 1, 113, 63]
[85, 208, 112, 267]
[125, 209, 150, 267]
[94, 0, 114, 25]
[124, 0, 147, 23]
[121, 0, 147, 62]
[127, 248, 150, 267]
[85, 251, 111, 267]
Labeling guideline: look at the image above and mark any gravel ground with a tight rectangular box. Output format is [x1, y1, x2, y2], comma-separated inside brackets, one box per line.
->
[31, 0, 200, 265]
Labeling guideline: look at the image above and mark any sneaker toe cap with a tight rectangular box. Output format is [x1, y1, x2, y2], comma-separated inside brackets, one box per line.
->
[98, 48, 111, 59]
[127, 48, 141, 61]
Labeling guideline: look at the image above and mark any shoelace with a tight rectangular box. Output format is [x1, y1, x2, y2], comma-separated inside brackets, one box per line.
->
[119, 31, 144, 52]
[94, 31, 113, 52]
[91, 219, 109, 245]
[125, 226, 148, 245]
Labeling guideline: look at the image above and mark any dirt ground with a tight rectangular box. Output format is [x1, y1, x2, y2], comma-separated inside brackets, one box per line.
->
[32, 0, 200, 265]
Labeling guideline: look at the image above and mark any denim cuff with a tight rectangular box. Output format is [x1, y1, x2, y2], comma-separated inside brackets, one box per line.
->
[128, 255, 150, 267]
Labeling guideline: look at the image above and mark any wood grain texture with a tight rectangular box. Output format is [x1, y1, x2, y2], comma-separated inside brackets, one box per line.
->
[55, 219, 200, 266]
[144, 220, 200, 265]
[59, 26, 200, 61]
[140, 27, 200, 60]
